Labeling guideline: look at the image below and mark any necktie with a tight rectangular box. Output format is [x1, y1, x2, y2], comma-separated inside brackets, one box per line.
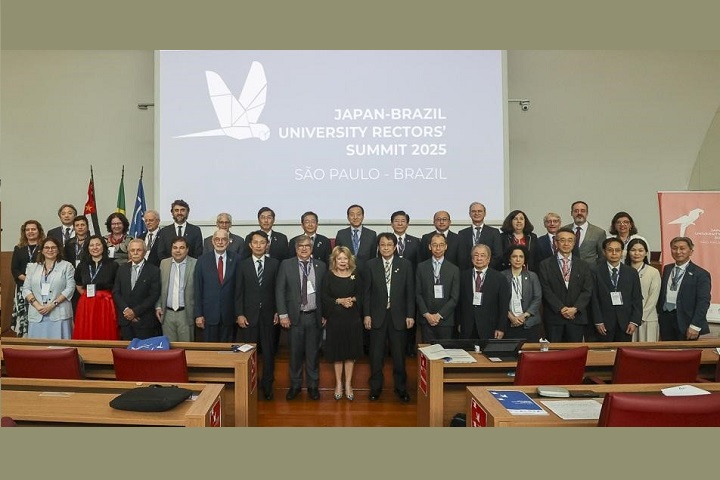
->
[64, 227, 71, 243]
[611, 267, 618, 290]
[352, 229, 360, 255]
[575, 226, 581, 247]
[131, 264, 140, 289]
[265, 234, 271, 255]
[670, 266, 682, 290]
[177, 225, 183, 237]
[561, 257, 570, 282]
[397, 236, 405, 256]
[475, 270, 483, 292]
[171, 262, 180, 310]
[147, 232, 154, 249]
[301, 261, 309, 305]
[218, 255, 224, 284]
[257, 259, 264, 286]
[551, 235, 557, 256]
[475, 227, 482, 245]
[385, 261, 392, 308]
[433, 260, 441, 284]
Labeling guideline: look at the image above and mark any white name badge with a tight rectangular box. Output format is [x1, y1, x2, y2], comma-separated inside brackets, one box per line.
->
[41, 282, 51, 296]
[108, 246, 116, 258]
[666, 288, 678, 304]
[511, 299, 523, 315]
[434, 285, 444, 299]
[306, 281, 315, 295]
[473, 292, 484, 306]
[86, 284, 96, 298]
[610, 291, 623, 306]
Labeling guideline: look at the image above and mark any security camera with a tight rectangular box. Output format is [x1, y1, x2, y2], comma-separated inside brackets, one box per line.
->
[520, 101, 530, 111]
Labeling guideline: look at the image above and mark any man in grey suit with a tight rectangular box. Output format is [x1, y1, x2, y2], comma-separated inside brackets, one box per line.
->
[334, 204, 377, 270]
[416, 233, 460, 341]
[156, 236, 197, 342]
[276, 235, 326, 401]
[203, 212, 245, 255]
[564, 200, 606, 266]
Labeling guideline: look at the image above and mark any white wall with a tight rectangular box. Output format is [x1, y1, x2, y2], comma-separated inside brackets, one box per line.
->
[3, 50, 720, 252]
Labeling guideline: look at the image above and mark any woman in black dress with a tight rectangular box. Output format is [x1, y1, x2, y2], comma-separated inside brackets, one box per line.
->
[322, 246, 364, 401]
[10, 220, 45, 337]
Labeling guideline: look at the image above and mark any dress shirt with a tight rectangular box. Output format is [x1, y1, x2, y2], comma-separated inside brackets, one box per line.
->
[167, 258, 187, 309]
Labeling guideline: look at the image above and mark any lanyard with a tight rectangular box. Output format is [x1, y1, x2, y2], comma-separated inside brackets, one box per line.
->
[89, 262, 103, 283]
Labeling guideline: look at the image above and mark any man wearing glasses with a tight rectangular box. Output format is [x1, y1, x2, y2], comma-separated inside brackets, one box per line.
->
[203, 212, 245, 255]
[244, 207, 289, 261]
[288, 211, 331, 266]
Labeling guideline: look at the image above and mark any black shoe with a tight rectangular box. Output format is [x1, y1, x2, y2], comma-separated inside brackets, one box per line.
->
[286, 387, 301, 400]
[395, 388, 410, 403]
[263, 388, 274, 401]
[308, 387, 320, 400]
[369, 390, 381, 401]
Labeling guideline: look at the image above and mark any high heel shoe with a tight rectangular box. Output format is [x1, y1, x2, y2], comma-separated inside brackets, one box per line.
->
[334, 387, 343, 401]
[345, 387, 354, 401]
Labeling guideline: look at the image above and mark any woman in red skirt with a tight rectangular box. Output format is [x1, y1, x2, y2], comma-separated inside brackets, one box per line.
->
[72, 235, 119, 340]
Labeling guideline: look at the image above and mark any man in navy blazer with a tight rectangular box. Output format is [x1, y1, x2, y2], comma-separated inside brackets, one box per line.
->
[236, 231, 280, 400]
[203, 212, 245, 256]
[288, 211, 331, 266]
[591, 238, 643, 342]
[457, 202, 503, 271]
[138, 209, 162, 267]
[156, 199, 204, 261]
[47, 203, 77, 247]
[113, 239, 161, 340]
[419, 210, 460, 267]
[416, 233, 460, 341]
[194, 229, 239, 342]
[242, 207, 289, 261]
[657, 236, 711, 341]
[335, 204, 377, 270]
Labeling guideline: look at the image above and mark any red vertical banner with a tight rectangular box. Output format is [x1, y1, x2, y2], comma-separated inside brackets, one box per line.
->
[470, 398, 487, 427]
[209, 398, 222, 427]
[658, 191, 720, 323]
[419, 353, 428, 396]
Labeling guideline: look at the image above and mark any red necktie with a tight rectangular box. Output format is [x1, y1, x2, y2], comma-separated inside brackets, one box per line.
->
[575, 226, 581, 247]
[475, 270, 483, 292]
[218, 255, 224, 284]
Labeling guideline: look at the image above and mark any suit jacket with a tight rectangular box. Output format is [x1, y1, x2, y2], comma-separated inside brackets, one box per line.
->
[204, 232, 245, 256]
[156, 223, 204, 261]
[457, 225, 503, 271]
[156, 256, 197, 326]
[415, 257, 460, 327]
[335, 226, 377, 264]
[138, 229, 162, 267]
[656, 261, 711, 335]
[276, 257, 326, 327]
[591, 263, 643, 330]
[420, 230, 460, 266]
[457, 267, 510, 339]
[63, 237, 88, 267]
[193, 250, 239, 326]
[498, 232, 540, 272]
[47, 225, 74, 247]
[564, 222, 606, 266]
[499, 269, 543, 328]
[242, 230, 289, 261]
[235, 256, 279, 327]
[22, 260, 76, 323]
[363, 256, 415, 330]
[112, 261, 161, 331]
[538, 255, 594, 326]
[536, 233, 580, 265]
[395, 233, 421, 270]
[289, 233, 331, 266]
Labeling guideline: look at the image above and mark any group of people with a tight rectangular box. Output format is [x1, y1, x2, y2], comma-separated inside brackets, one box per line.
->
[9, 199, 712, 403]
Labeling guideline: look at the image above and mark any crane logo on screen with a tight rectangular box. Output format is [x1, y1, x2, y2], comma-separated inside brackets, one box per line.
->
[174, 61, 270, 141]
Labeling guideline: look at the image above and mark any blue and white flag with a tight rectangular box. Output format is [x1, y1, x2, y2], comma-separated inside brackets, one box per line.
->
[129, 170, 147, 238]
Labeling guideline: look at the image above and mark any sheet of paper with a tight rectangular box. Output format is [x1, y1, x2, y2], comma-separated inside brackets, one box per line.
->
[418, 344, 446, 360]
[540, 399, 603, 420]
[441, 349, 477, 364]
[661, 385, 711, 396]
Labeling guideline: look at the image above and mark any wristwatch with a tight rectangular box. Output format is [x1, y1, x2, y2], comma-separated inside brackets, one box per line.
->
[52, 300, 59, 306]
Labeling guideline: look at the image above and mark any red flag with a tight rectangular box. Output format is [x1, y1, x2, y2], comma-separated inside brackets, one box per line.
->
[85, 167, 101, 235]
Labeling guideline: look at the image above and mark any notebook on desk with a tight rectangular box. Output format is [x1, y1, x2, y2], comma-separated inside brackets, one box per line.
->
[481, 339, 525, 361]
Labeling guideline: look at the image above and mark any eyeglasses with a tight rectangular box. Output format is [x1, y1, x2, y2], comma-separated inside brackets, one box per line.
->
[615, 221, 631, 225]
[556, 239, 575, 244]
[43, 246, 58, 250]
[297, 244, 312, 248]
[434, 217, 450, 222]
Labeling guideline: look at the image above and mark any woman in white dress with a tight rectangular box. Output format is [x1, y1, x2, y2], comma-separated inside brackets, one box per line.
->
[625, 238, 660, 342]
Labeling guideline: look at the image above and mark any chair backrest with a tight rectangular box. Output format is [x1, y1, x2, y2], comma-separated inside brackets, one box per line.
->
[2, 347, 84, 379]
[514, 346, 589, 386]
[1, 416, 18, 427]
[111, 348, 189, 383]
[598, 392, 720, 427]
[612, 348, 701, 384]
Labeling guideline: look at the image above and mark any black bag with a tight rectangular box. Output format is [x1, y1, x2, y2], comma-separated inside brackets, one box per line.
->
[109, 384, 193, 412]
[449, 412, 467, 427]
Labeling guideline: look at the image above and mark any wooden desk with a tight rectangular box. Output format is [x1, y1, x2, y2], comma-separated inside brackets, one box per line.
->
[0, 338, 258, 427]
[466, 382, 720, 427]
[416, 340, 720, 427]
[1, 378, 224, 427]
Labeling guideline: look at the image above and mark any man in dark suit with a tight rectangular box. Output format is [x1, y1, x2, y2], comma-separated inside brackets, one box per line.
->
[538, 227, 594, 342]
[457, 244, 511, 340]
[288, 211, 331, 266]
[419, 210, 460, 266]
[112, 239, 161, 340]
[242, 207, 289, 261]
[591, 237, 643, 342]
[536, 212, 579, 264]
[203, 212, 245, 256]
[416, 233, 460, 341]
[335, 204, 377, 270]
[276, 235, 326, 401]
[457, 202, 503, 271]
[363, 233, 415, 402]
[194, 229, 239, 342]
[47, 203, 77, 247]
[657, 236, 711, 341]
[236, 230, 280, 400]
[391, 210, 421, 356]
[156, 199, 204, 261]
[138, 209, 161, 267]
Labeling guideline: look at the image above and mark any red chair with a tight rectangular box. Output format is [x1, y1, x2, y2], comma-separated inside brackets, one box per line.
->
[2, 347, 84, 379]
[111, 348, 189, 383]
[610, 348, 701, 384]
[597, 392, 720, 427]
[1, 417, 18, 427]
[514, 346, 589, 385]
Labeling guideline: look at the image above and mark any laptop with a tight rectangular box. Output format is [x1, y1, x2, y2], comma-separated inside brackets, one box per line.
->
[480, 339, 525, 361]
